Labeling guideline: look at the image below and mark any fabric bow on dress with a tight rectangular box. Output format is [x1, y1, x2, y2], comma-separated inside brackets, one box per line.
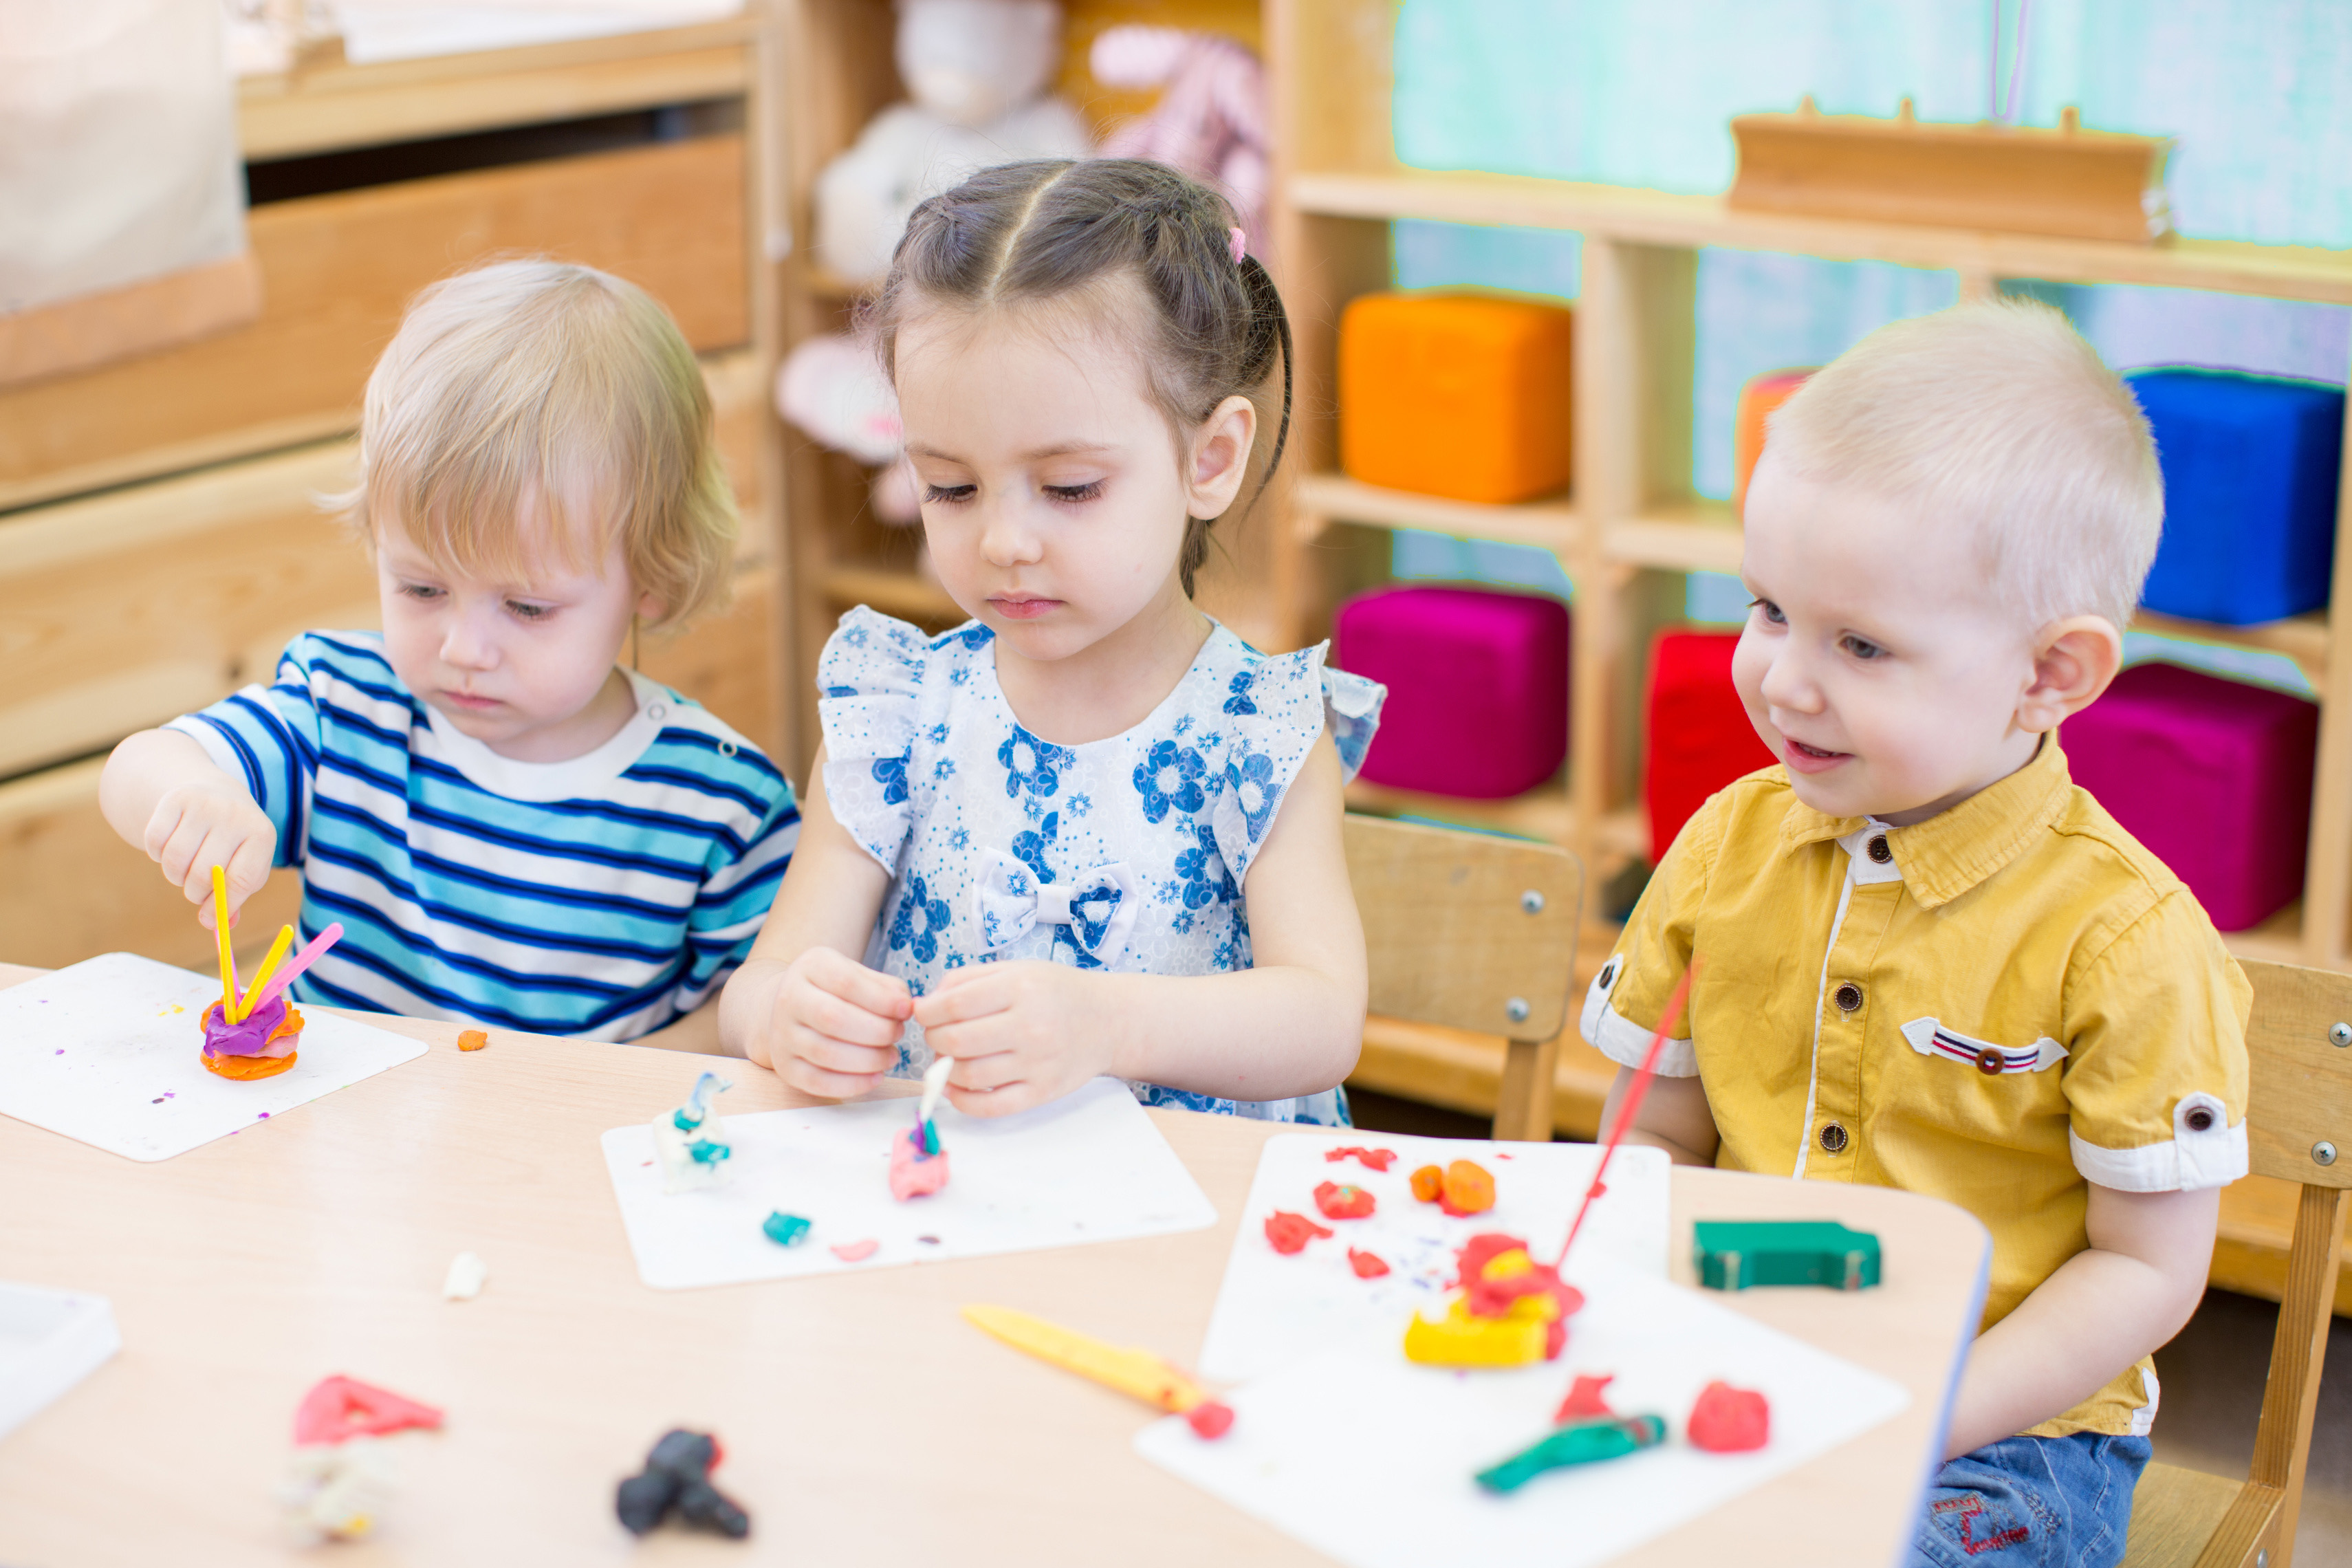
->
[972, 851, 1142, 967]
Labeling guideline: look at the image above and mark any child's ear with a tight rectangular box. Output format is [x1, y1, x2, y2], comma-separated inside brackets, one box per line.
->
[2018, 615, 2123, 733]
[635, 589, 666, 624]
[1186, 394, 1259, 519]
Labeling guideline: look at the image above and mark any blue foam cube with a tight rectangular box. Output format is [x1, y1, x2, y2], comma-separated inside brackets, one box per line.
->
[2133, 369, 2344, 626]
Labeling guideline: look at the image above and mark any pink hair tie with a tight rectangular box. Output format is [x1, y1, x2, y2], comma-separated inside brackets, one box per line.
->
[1228, 227, 1248, 264]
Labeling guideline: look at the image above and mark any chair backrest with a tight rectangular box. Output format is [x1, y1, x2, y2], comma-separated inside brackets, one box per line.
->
[2223, 959, 2352, 1566]
[1342, 813, 1583, 1043]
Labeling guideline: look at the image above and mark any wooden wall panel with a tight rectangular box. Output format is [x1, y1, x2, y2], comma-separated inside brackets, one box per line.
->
[0, 134, 750, 513]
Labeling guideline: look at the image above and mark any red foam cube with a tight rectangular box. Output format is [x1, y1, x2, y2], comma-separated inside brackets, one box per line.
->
[1334, 585, 1569, 799]
[1644, 631, 1776, 858]
[2063, 662, 2318, 931]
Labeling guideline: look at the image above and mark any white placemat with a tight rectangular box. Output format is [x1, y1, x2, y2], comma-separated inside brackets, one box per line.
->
[0, 952, 428, 1162]
[601, 1077, 1218, 1289]
[1198, 1131, 1670, 1382]
[1142, 1251, 1913, 1568]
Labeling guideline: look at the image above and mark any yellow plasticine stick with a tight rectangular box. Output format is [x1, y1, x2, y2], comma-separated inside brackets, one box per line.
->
[236, 926, 296, 1022]
[960, 1304, 1238, 1441]
[210, 866, 238, 1018]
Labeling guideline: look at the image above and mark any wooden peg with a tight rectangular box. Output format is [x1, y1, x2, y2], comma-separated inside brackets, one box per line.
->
[2060, 105, 2081, 135]
[1798, 94, 1818, 118]
[1897, 96, 1916, 127]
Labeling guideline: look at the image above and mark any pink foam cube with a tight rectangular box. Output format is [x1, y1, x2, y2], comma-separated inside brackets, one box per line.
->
[2062, 662, 2318, 931]
[1333, 586, 1569, 799]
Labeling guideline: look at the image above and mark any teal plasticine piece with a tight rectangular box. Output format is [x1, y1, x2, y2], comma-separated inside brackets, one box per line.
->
[920, 1118, 941, 1156]
[761, 1212, 812, 1247]
[687, 1137, 731, 1166]
[1475, 1414, 1668, 1494]
[1694, 1220, 1881, 1292]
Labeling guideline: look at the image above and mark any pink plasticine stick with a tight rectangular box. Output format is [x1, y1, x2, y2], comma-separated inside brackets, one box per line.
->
[1554, 960, 1697, 1271]
[245, 923, 345, 1016]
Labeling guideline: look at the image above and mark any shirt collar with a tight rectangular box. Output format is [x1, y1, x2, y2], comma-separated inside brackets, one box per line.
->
[1775, 736, 2072, 908]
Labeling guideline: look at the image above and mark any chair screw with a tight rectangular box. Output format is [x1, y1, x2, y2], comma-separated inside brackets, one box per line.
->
[1506, 997, 1532, 1023]
[2317, 1142, 2339, 1168]
[1521, 890, 1545, 914]
[2332, 1023, 2351, 1048]
[2258, 1549, 2269, 1568]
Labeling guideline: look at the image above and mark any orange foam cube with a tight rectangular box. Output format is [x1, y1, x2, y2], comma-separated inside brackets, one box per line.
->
[1338, 292, 1574, 504]
[1732, 368, 1814, 516]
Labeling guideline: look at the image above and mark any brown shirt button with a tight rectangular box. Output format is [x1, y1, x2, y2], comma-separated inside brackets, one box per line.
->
[1975, 1047, 2005, 1075]
[1867, 835, 1893, 864]
[2185, 1106, 2215, 1133]
[1819, 1122, 1849, 1154]
[1833, 982, 1863, 1012]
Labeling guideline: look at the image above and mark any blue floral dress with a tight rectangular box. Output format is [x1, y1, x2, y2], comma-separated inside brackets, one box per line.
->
[819, 607, 1386, 1124]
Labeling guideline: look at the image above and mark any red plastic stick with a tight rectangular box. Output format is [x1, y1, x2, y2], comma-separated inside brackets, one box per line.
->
[1553, 961, 1697, 1271]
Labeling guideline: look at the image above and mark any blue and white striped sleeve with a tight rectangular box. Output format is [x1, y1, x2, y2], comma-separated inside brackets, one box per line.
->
[163, 637, 329, 869]
[673, 770, 801, 1010]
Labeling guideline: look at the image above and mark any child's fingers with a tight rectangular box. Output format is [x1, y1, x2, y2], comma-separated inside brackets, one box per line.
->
[805, 948, 915, 1020]
[793, 982, 908, 1048]
[777, 1054, 886, 1100]
[945, 1078, 1043, 1118]
[788, 1026, 897, 1080]
[941, 1043, 1023, 1093]
[910, 974, 1013, 1030]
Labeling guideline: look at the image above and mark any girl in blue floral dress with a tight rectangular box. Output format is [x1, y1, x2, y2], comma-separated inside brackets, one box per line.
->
[719, 159, 1385, 1125]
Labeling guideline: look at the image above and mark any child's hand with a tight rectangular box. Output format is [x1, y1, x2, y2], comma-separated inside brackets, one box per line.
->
[730, 948, 913, 1096]
[912, 961, 1119, 1118]
[144, 773, 276, 931]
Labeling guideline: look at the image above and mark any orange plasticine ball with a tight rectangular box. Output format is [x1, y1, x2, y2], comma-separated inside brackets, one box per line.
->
[1440, 1160, 1496, 1217]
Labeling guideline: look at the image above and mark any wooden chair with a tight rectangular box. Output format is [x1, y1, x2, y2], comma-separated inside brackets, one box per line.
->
[1342, 814, 1584, 1142]
[2126, 959, 2352, 1568]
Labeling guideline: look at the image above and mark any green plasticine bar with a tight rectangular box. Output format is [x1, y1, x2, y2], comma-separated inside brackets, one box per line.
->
[1694, 1220, 1881, 1292]
[1474, 1414, 1668, 1494]
[762, 1212, 813, 1247]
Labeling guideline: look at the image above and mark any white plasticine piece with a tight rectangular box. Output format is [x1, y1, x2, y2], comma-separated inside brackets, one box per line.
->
[277, 1437, 398, 1545]
[917, 1054, 954, 1127]
[653, 1071, 734, 1195]
[442, 1251, 487, 1301]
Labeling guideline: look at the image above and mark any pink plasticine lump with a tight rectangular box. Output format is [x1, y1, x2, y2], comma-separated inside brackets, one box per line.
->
[889, 1123, 950, 1201]
[830, 1239, 879, 1263]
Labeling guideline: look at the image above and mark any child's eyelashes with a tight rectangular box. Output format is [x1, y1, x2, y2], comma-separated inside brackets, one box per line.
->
[398, 582, 446, 603]
[923, 483, 977, 505]
[1840, 633, 1888, 660]
[1044, 479, 1104, 504]
[1750, 598, 1786, 626]
[505, 600, 554, 622]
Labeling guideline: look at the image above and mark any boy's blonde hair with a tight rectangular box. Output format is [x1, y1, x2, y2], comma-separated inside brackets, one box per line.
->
[337, 258, 735, 633]
[1765, 296, 2162, 633]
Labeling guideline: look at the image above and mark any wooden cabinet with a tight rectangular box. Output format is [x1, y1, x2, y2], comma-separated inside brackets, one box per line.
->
[0, 18, 785, 974]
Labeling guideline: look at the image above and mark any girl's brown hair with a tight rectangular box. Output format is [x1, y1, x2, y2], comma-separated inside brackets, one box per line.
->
[866, 158, 1293, 597]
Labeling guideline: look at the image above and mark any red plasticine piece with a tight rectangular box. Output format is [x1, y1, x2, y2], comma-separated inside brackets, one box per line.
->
[293, 1375, 445, 1446]
[1323, 1145, 1398, 1172]
[830, 1239, 880, 1263]
[1186, 1401, 1237, 1438]
[1347, 1248, 1391, 1278]
[1313, 1181, 1377, 1220]
[1554, 1373, 1615, 1422]
[1265, 1210, 1333, 1254]
[1688, 1381, 1771, 1452]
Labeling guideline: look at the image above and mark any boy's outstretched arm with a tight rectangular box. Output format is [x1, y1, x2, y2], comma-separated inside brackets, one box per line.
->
[99, 728, 276, 930]
[1598, 1063, 1722, 1166]
[1940, 1182, 2217, 1459]
[717, 746, 912, 1088]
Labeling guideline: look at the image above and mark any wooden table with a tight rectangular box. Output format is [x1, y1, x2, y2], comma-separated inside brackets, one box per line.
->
[0, 965, 1990, 1567]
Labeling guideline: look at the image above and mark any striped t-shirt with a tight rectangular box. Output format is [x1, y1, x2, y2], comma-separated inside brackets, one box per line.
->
[169, 631, 798, 1041]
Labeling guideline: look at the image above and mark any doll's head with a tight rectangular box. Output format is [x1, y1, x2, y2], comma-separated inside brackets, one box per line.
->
[1734, 296, 2162, 825]
[866, 158, 1291, 656]
[337, 259, 736, 756]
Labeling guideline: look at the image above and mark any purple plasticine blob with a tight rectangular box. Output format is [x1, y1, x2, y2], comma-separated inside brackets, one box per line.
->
[200, 994, 294, 1058]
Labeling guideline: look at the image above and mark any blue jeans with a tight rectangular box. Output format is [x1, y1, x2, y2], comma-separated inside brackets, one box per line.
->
[1909, 1433, 2150, 1567]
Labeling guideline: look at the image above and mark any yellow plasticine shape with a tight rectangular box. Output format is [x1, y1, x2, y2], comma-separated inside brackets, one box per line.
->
[1481, 1248, 1535, 1281]
[1402, 1298, 1549, 1367]
[963, 1304, 1207, 1415]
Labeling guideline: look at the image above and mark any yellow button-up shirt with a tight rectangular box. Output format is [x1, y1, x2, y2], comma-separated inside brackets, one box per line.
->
[1584, 737, 2250, 1438]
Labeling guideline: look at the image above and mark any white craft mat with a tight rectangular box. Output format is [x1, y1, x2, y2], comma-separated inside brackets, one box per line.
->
[0, 952, 429, 1162]
[1142, 1252, 1912, 1568]
[1198, 1133, 1670, 1383]
[600, 1076, 1218, 1289]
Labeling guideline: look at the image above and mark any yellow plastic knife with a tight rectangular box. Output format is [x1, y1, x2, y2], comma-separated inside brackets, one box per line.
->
[961, 1304, 1234, 1437]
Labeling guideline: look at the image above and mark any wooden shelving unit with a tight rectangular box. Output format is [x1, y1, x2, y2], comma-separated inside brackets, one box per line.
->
[1265, 0, 2352, 978]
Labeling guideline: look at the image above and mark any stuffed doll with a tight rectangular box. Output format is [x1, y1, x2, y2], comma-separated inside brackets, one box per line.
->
[1091, 24, 1270, 255]
[813, 0, 1092, 285]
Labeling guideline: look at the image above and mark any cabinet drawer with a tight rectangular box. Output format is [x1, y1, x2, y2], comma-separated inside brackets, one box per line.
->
[0, 133, 748, 513]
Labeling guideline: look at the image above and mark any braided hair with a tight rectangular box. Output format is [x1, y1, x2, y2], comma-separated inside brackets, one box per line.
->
[866, 159, 1293, 598]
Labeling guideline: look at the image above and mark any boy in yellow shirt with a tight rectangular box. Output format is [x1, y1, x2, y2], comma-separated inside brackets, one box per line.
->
[1589, 299, 2248, 1567]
